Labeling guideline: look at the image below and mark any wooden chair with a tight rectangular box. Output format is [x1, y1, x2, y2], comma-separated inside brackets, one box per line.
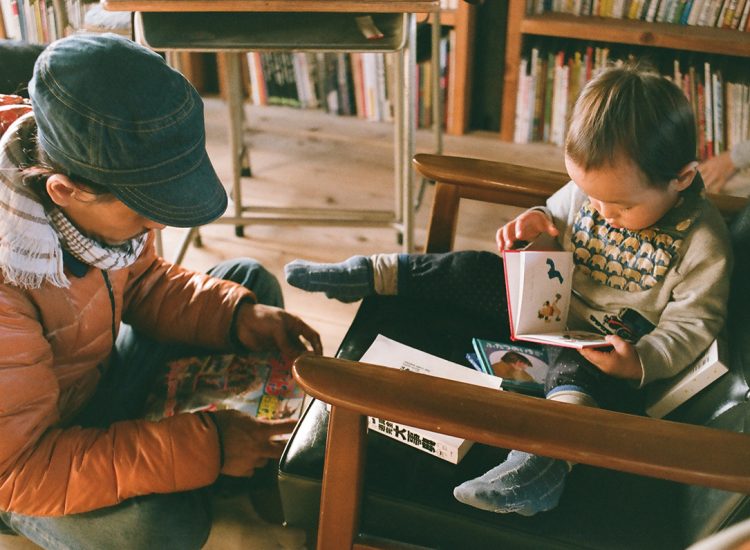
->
[283, 153, 750, 549]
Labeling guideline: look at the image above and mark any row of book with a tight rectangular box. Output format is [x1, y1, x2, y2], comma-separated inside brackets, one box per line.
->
[513, 44, 750, 161]
[245, 31, 453, 129]
[0, 0, 88, 42]
[527, 0, 750, 30]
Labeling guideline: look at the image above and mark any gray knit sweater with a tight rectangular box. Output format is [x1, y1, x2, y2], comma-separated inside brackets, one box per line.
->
[540, 178, 732, 387]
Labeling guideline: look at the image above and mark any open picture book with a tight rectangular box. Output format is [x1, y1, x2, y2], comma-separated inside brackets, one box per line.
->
[503, 249, 610, 349]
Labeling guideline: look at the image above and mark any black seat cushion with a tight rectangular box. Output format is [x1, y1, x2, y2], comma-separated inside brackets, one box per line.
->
[279, 295, 749, 549]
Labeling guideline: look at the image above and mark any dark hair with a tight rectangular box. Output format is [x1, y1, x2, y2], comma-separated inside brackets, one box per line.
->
[501, 351, 532, 367]
[22, 141, 114, 202]
[565, 62, 696, 188]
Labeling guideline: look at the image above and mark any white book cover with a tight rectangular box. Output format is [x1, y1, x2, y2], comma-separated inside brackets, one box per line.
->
[0, 0, 21, 39]
[503, 250, 609, 349]
[360, 334, 503, 463]
[645, 339, 729, 418]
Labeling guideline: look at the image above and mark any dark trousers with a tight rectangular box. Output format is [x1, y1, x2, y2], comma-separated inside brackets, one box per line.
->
[399, 251, 641, 412]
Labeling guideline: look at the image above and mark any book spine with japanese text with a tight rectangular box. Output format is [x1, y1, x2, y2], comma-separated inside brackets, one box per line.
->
[367, 417, 472, 464]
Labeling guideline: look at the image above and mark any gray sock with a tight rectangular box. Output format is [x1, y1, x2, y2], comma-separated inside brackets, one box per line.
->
[453, 450, 569, 516]
[284, 256, 374, 303]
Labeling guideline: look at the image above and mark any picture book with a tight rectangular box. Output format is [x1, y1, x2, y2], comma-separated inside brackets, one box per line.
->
[145, 352, 306, 421]
[644, 339, 729, 418]
[359, 334, 503, 463]
[503, 249, 609, 349]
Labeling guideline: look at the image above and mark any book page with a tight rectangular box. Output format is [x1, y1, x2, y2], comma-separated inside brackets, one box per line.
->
[515, 251, 573, 336]
[516, 331, 609, 349]
[359, 334, 502, 390]
[503, 252, 522, 336]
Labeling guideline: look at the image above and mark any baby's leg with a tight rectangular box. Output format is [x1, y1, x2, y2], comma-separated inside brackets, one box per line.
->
[286, 251, 507, 320]
[454, 349, 601, 515]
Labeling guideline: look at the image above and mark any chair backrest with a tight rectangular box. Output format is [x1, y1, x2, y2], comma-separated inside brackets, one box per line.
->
[413, 153, 748, 253]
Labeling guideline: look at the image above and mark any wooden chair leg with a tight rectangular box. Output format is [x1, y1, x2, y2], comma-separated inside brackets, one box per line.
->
[317, 406, 367, 550]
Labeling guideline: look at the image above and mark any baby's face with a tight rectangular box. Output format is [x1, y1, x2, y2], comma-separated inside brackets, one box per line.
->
[565, 154, 683, 231]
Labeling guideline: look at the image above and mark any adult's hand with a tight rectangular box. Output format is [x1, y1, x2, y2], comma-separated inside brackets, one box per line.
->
[235, 302, 322, 356]
[211, 409, 297, 478]
[699, 151, 737, 192]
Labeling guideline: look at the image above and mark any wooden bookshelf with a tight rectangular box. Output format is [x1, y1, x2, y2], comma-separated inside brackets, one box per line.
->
[500, 1, 750, 141]
[446, 1, 477, 135]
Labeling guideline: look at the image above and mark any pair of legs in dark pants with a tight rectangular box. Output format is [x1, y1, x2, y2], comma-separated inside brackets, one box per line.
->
[286, 250, 640, 515]
[0, 259, 283, 550]
[397, 251, 639, 408]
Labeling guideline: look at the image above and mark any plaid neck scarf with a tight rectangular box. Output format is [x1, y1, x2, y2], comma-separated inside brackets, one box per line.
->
[0, 111, 146, 289]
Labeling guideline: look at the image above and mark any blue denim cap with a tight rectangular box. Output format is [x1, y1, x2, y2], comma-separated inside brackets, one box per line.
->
[29, 33, 227, 228]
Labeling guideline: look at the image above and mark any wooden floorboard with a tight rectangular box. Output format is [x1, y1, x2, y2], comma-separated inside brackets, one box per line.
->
[162, 98, 566, 355]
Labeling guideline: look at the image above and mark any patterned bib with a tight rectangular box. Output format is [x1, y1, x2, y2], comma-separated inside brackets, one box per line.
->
[571, 177, 706, 292]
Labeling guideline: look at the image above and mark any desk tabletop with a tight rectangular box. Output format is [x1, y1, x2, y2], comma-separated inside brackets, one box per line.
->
[103, 0, 438, 13]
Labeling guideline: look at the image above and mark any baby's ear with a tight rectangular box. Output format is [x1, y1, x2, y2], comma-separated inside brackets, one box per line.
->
[672, 161, 699, 191]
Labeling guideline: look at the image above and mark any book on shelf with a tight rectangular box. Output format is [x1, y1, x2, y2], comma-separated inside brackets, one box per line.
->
[644, 338, 729, 418]
[503, 249, 610, 348]
[145, 351, 306, 422]
[360, 334, 503, 464]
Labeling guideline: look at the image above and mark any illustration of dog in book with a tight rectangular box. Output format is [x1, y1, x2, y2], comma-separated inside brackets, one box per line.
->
[146, 352, 304, 420]
[537, 293, 563, 322]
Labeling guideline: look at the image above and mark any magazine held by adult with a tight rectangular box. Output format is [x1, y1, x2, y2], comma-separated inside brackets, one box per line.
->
[145, 352, 305, 421]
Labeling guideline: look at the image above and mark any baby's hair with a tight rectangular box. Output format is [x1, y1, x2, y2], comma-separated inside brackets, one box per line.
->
[565, 61, 696, 188]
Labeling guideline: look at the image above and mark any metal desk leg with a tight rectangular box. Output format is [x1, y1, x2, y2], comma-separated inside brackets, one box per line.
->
[432, 8, 443, 157]
[224, 51, 246, 238]
[401, 13, 416, 253]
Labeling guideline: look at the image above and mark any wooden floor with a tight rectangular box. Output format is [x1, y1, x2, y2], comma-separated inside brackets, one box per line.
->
[164, 98, 566, 354]
[0, 98, 566, 550]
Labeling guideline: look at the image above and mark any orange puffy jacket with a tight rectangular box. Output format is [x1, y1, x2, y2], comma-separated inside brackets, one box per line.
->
[0, 232, 255, 515]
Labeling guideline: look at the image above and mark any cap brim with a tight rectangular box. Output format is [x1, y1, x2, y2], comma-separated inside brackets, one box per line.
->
[110, 151, 228, 228]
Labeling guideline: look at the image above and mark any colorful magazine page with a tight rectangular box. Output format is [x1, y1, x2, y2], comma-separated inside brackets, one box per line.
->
[502, 250, 609, 349]
[145, 352, 305, 421]
[472, 338, 550, 384]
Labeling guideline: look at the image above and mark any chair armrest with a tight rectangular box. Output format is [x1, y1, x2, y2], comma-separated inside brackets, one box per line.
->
[414, 153, 749, 253]
[294, 354, 750, 494]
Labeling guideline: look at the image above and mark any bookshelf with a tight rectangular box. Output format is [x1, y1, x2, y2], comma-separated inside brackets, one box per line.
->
[500, 0, 750, 142]
[0, 0, 73, 43]
[442, 1, 477, 135]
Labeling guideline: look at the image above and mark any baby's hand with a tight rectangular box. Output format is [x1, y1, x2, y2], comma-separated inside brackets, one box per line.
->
[579, 335, 642, 381]
[496, 210, 559, 252]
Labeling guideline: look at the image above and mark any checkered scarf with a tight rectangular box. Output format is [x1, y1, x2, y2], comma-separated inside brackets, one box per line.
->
[0, 109, 146, 289]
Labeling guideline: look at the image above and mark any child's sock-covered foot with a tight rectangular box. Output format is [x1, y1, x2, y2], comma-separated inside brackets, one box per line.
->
[284, 256, 374, 303]
[453, 450, 569, 516]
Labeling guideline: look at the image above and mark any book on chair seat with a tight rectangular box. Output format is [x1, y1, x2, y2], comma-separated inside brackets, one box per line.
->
[503, 249, 610, 349]
[644, 339, 729, 418]
[359, 334, 503, 463]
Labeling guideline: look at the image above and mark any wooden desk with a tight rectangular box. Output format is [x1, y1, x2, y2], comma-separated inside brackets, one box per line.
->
[104, 0, 438, 255]
[103, 0, 437, 13]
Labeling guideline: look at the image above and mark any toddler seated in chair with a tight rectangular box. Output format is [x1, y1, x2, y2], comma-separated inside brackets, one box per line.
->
[284, 63, 733, 516]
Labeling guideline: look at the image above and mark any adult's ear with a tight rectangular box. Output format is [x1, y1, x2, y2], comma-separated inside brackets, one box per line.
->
[45, 174, 77, 207]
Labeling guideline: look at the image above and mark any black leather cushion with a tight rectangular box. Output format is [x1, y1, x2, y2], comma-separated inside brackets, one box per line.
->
[0, 40, 45, 97]
[279, 295, 749, 549]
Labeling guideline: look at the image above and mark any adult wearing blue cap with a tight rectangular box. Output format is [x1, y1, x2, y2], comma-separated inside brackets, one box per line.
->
[0, 33, 321, 549]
